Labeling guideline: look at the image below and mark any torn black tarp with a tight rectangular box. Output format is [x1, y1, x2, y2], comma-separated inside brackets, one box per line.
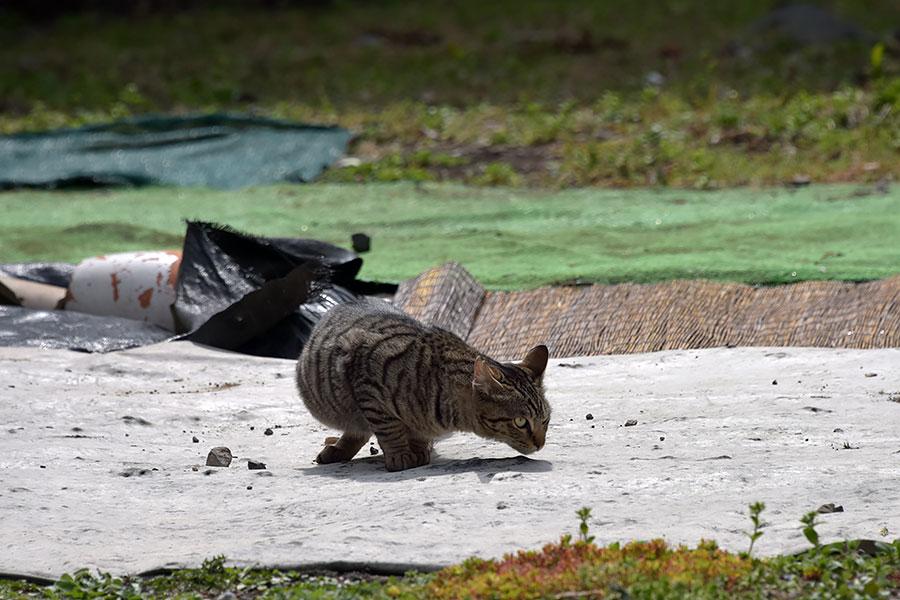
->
[0, 262, 75, 288]
[0, 222, 395, 357]
[176, 221, 370, 358]
[0, 305, 173, 353]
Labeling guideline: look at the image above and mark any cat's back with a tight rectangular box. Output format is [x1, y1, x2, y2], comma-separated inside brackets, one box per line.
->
[307, 298, 420, 345]
[297, 298, 424, 385]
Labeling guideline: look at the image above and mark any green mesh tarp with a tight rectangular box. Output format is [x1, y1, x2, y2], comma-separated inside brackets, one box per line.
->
[0, 113, 352, 189]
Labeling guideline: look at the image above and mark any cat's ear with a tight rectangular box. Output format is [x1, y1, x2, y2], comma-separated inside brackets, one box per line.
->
[474, 357, 504, 391]
[519, 345, 549, 380]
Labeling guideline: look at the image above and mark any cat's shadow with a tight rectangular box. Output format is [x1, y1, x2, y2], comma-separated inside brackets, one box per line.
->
[298, 454, 553, 483]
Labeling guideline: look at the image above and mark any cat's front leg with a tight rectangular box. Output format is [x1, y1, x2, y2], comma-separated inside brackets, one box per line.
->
[316, 432, 370, 464]
[407, 435, 433, 467]
[370, 426, 431, 472]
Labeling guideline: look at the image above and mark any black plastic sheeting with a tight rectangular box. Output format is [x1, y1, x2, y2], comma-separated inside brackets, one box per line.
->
[0, 262, 75, 288]
[0, 222, 393, 357]
[176, 221, 370, 359]
[0, 305, 173, 353]
[0, 113, 352, 189]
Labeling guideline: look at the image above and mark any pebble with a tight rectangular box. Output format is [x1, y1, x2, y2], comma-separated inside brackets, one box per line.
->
[264, 428, 274, 436]
[585, 413, 594, 420]
[248, 460, 266, 470]
[206, 446, 233, 467]
[624, 419, 638, 427]
[351, 232, 371, 253]
[192, 435, 199, 443]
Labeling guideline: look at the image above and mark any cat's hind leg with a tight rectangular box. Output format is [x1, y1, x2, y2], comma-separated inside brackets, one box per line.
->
[316, 432, 370, 464]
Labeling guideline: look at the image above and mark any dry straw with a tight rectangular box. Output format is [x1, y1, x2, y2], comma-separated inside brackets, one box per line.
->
[395, 262, 900, 360]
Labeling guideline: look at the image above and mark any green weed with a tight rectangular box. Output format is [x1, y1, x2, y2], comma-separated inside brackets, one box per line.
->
[742, 501, 766, 557]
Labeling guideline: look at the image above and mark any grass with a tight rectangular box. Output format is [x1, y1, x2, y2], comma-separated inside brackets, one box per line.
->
[2, 1, 900, 188]
[2, 506, 899, 599]
[2, 182, 899, 288]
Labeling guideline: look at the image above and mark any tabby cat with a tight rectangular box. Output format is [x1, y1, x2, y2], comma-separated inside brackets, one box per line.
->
[296, 298, 550, 472]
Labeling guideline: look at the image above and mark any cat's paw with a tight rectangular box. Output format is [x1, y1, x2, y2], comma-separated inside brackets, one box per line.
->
[384, 450, 431, 472]
[316, 444, 353, 464]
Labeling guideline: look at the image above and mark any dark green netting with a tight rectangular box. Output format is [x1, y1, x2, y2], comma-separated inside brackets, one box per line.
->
[0, 113, 352, 189]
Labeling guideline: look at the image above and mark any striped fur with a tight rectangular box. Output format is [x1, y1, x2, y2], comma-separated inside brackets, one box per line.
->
[296, 298, 550, 471]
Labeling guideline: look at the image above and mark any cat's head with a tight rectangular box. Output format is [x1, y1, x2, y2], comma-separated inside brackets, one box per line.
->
[471, 345, 550, 455]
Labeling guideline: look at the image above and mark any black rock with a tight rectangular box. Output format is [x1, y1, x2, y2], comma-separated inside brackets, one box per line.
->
[351, 233, 371, 253]
[624, 419, 638, 427]
[248, 460, 267, 470]
[192, 435, 199, 443]
[264, 428, 274, 436]
[585, 413, 594, 420]
[206, 446, 233, 467]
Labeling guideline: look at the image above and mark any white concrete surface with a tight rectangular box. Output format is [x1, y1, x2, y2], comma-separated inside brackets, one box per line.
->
[1, 341, 898, 579]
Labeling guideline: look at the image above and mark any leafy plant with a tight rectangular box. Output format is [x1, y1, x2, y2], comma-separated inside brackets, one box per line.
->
[576, 506, 596, 545]
[742, 501, 766, 557]
[800, 510, 822, 550]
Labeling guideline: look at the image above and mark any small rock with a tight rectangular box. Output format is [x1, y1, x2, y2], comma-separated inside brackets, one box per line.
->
[336, 156, 363, 168]
[351, 233, 371, 253]
[864, 372, 877, 377]
[191, 466, 199, 471]
[246, 486, 253, 491]
[369, 446, 379, 455]
[192, 435, 199, 443]
[264, 427, 274, 436]
[585, 413, 594, 420]
[496, 501, 509, 510]
[324, 436, 340, 445]
[120, 467, 151, 477]
[790, 174, 811, 187]
[248, 460, 266, 470]
[624, 419, 638, 427]
[817, 503, 844, 514]
[772, 380, 778, 385]
[206, 447, 233, 467]
[833, 428, 844, 433]
[659, 436, 665, 441]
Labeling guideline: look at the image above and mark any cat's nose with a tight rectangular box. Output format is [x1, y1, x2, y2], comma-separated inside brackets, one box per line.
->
[532, 429, 545, 450]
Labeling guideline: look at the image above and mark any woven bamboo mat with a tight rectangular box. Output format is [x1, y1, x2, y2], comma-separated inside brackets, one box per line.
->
[393, 262, 900, 360]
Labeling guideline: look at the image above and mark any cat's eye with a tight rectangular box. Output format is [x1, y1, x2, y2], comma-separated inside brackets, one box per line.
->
[514, 417, 528, 428]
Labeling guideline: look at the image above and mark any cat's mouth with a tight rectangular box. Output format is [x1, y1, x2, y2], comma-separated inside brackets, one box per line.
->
[507, 440, 541, 455]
